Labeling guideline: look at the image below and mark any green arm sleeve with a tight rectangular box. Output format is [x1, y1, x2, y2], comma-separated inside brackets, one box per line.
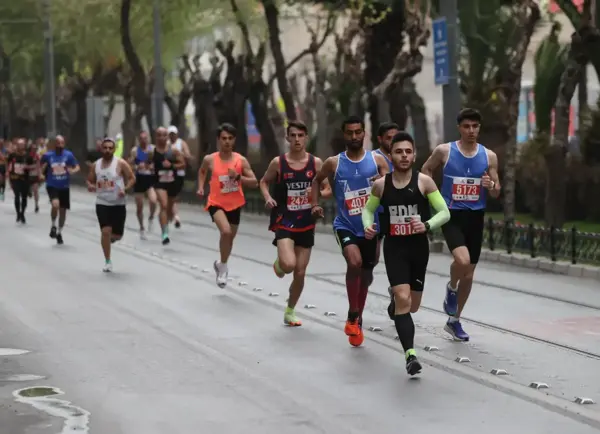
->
[426, 190, 450, 230]
[361, 193, 381, 229]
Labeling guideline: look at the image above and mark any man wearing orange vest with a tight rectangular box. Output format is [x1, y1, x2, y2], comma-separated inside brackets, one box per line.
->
[197, 123, 258, 288]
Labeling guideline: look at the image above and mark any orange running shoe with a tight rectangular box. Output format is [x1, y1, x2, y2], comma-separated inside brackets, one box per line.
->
[349, 328, 364, 347]
[344, 319, 360, 336]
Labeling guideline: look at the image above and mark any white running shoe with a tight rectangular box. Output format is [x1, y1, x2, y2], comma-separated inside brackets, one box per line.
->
[103, 262, 113, 272]
[140, 229, 147, 240]
[148, 217, 154, 232]
[213, 260, 228, 288]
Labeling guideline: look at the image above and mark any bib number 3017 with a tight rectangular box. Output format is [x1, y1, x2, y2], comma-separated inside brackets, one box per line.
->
[452, 177, 481, 201]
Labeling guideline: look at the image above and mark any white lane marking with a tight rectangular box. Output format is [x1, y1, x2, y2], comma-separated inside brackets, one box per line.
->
[1, 374, 46, 382]
[13, 386, 91, 434]
[0, 348, 30, 356]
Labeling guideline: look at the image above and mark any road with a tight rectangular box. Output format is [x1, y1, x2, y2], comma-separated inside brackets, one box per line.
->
[1, 187, 600, 433]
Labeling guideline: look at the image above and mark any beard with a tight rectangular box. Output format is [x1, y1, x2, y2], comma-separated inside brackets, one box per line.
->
[345, 139, 363, 151]
[102, 153, 113, 160]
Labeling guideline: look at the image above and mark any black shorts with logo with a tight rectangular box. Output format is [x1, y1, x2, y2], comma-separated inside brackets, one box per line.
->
[272, 228, 315, 249]
[96, 204, 127, 236]
[383, 235, 429, 291]
[334, 228, 378, 269]
[208, 206, 242, 226]
[441, 209, 485, 264]
[134, 174, 156, 194]
[46, 186, 70, 210]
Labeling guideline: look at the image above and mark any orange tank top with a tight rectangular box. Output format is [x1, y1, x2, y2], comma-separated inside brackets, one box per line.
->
[205, 152, 246, 211]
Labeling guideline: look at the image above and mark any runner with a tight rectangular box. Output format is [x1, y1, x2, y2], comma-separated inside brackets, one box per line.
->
[129, 130, 157, 239]
[197, 123, 258, 288]
[372, 122, 398, 172]
[168, 125, 193, 228]
[27, 140, 42, 213]
[259, 120, 331, 326]
[362, 131, 450, 375]
[0, 138, 7, 201]
[421, 108, 501, 341]
[8, 138, 37, 223]
[150, 126, 185, 245]
[40, 135, 81, 245]
[310, 115, 390, 347]
[87, 138, 136, 272]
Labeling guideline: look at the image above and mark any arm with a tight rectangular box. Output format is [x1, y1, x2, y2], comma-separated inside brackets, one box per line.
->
[87, 162, 97, 189]
[240, 157, 258, 188]
[120, 159, 136, 190]
[486, 151, 501, 199]
[315, 157, 332, 199]
[259, 157, 279, 202]
[420, 173, 450, 230]
[311, 156, 336, 207]
[181, 140, 194, 163]
[421, 144, 447, 177]
[172, 149, 186, 170]
[40, 154, 48, 180]
[128, 146, 137, 166]
[362, 177, 385, 229]
[373, 153, 390, 177]
[67, 153, 80, 174]
[197, 155, 211, 193]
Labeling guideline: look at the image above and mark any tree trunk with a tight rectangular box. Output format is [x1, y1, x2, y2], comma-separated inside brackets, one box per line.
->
[404, 79, 430, 157]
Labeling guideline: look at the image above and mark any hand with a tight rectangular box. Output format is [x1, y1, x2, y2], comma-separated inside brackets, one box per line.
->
[410, 217, 426, 234]
[265, 198, 277, 209]
[482, 171, 494, 190]
[369, 174, 382, 184]
[87, 183, 96, 192]
[306, 186, 312, 197]
[196, 187, 205, 198]
[138, 162, 147, 170]
[67, 167, 75, 174]
[311, 205, 324, 219]
[228, 168, 237, 179]
[364, 223, 378, 240]
[118, 188, 125, 198]
[162, 160, 172, 168]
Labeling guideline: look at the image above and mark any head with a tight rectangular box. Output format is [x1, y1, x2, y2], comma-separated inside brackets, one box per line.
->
[101, 138, 116, 160]
[341, 115, 365, 151]
[167, 125, 178, 143]
[456, 108, 482, 144]
[54, 135, 66, 153]
[286, 121, 308, 152]
[35, 137, 45, 146]
[138, 130, 149, 147]
[29, 140, 38, 153]
[390, 131, 416, 173]
[16, 138, 26, 153]
[155, 127, 168, 146]
[217, 123, 237, 152]
[95, 138, 103, 151]
[377, 122, 400, 153]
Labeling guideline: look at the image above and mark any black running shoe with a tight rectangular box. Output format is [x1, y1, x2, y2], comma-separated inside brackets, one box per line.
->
[50, 226, 57, 238]
[406, 355, 422, 376]
[56, 233, 64, 245]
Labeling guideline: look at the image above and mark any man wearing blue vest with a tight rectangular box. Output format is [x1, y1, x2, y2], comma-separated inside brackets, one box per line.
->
[421, 108, 501, 342]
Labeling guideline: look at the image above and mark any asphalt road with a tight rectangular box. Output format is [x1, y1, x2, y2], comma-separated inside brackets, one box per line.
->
[1, 187, 600, 433]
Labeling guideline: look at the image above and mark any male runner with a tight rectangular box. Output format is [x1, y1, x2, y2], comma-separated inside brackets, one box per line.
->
[311, 115, 390, 347]
[129, 130, 157, 239]
[421, 108, 501, 341]
[87, 138, 136, 272]
[150, 127, 185, 245]
[168, 125, 193, 228]
[0, 138, 7, 201]
[372, 122, 398, 172]
[260, 120, 331, 326]
[8, 138, 37, 223]
[27, 140, 42, 212]
[197, 123, 258, 288]
[40, 135, 81, 245]
[362, 131, 450, 375]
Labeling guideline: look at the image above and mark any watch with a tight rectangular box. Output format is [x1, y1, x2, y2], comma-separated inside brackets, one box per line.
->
[424, 221, 431, 232]
[489, 180, 495, 190]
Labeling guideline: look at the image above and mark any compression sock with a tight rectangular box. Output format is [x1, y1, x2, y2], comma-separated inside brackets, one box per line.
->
[345, 272, 361, 312]
[394, 313, 415, 353]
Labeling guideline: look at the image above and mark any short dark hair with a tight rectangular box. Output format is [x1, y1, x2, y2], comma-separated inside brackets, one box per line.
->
[217, 123, 237, 138]
[390, 131, 415, 149]
[287, 120, 308, 135]
[456, 108, 482, 125]
[377, 122, 400, 137]
[341, 115, 365, 132]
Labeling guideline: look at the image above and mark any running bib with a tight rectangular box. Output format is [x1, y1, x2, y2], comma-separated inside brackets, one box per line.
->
[137, 163, 152, 175]
[97, 179, 115, 190]
[13, 163, 25, 175]
[51, 163, 66, 175]
[344, 188, 370, 216]
[158, 169, 174, 183]
[219, 175, 239, 194]
[390, 215, 420, 236]
[451, 177, 481, 202]
[287, 189, 310, 211]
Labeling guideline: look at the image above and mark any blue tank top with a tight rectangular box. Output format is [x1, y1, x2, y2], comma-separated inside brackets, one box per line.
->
[373, 149, 393, 172]
[332, 151, 380, 236]
[441, 141, 489, 211]
[135, 145, 154, 176]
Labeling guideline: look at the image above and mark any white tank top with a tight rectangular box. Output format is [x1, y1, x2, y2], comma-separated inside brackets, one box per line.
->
[172, 138, 186, 177]
[95, 157, 126, 206]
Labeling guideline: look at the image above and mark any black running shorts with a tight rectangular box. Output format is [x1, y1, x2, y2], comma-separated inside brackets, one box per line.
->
[208, 206, 242, 226]
[134, 174, 156, 194]
[334, 228, 378, 269]
[383, 236, 429, 291]
[96, 204, 127, 236]
[272, 228, 315, 249]
[441, 209, 485, 264]
[46, 186, 70, 210]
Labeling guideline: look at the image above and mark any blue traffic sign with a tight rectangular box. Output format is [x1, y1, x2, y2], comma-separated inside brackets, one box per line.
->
[433, 18, 449, 86]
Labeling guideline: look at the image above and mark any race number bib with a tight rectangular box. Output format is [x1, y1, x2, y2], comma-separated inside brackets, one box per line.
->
[390, 215, 420, 236]
[452, 177, 481, 202]
[137, 163, 152, 175]
[287, 189, 310, 211]
[344, 188, 370, 216]
[51, 163, 66, 175]
[158, 169, 174, 183]
[14, 163, 25, 175]
[219, 175, 239, 194]
[97, 179, 115, 190]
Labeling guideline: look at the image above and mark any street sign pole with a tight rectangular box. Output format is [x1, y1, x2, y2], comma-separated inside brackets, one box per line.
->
[437, 0, 461, 143]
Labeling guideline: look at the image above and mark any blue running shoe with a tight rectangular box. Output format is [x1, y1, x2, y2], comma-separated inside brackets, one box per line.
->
[444, 320, 469, 341]
[443, 281, 458, 315]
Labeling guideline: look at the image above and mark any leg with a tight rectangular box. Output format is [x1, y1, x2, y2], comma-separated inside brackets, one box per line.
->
[135, 193, 145, 230]
[274, 235, 296, 277]
[282, 230, 314, 327]
[19, 182, 28, 215]
[358, 237, 379, 319]
[210, 207, 240, 287]
[32, 182, 39, 210]
[335, 230, 363, 338]
[147, 187, 157, 224]
[101, 226, 112, 261]
[12, 182, 21, 217]
[155, 188, 170, 242]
